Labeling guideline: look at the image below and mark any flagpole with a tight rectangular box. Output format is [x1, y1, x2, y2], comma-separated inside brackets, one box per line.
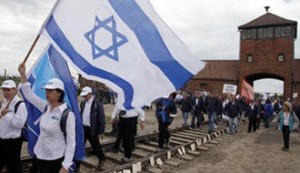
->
[22, 0, 61, 64]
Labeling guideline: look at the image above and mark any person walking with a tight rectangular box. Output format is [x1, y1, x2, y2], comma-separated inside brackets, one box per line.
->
[225, 95, 241, 133]
[0, 80, 28, 173]
[206, 93, 220, 134]
[180, 93, 192, 127]
[111, 105, 145, 153]
[272, 101, 299, 151]
[263, 99, 274, 128]
[111, 105, 145, 163]
[246, 100, 258, 133]
[18, 63, 76, 173]
[190, 91, 205, 129]
[256, 99, 264, 130]
[156, 93, 177, 150]
[79, 86, 106, 165]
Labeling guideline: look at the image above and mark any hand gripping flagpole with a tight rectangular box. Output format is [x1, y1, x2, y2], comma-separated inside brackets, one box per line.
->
[22, 0, 61, 64]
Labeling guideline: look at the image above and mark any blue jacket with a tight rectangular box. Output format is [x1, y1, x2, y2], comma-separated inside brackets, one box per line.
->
[80, 98, 105, 136]
[156, 98, 177, 125]
[278, 111, 297, 131]
[264, 103, 274, 117]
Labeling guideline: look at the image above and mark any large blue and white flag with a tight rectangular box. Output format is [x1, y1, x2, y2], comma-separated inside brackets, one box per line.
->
[23, 45, 85, 165]
[45, 0, 205, 109]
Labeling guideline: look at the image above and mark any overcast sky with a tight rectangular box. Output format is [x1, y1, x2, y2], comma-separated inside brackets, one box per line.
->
[1, 0, 299, 93]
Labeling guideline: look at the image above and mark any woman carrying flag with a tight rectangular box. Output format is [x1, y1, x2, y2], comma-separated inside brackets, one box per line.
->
[18, 63, 76, 173]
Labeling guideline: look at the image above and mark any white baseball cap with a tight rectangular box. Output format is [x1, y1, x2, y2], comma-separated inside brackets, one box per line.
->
[80, 86, 92, 96]
[1, 80, 16, 89]
[42, 78, 64, 91]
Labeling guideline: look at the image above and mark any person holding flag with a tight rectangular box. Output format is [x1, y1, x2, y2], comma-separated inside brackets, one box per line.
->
[0, 80, 28, 173]
[18, 63, 76, 173]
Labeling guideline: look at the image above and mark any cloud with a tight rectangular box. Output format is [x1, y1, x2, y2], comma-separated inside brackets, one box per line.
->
[150, 0, 300, 59]
[254, 79, 284, 93]
[0, 0, 299, 93]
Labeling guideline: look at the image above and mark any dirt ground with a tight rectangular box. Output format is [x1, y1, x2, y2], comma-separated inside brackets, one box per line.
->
[174, 122, 300, 173]
[109, 104, 300, 173]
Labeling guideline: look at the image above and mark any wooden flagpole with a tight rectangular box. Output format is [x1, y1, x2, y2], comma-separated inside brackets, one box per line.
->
[0, 0, 62, 117]
[22, 0, 61, 64]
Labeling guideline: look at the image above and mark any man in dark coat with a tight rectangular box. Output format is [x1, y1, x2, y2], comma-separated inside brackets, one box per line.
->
[190, 91, 206, 129]
[80, 86, 106, 165]
[206, 92, 220, 134]
[225, 96, 242, 133]
[246, 100, 258, 132]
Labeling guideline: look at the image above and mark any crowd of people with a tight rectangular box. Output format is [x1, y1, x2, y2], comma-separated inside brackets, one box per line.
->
[174, 90, 300, 152]
[1, 65, 300, 173]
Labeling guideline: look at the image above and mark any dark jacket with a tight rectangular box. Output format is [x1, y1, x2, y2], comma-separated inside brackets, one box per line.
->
[206, 96, 219, 113]
[180, 98, 192, 112]
[225, 101, 242, 118]
[191, 97, 205, 113]
[256, 102, 264, 117]
[245, 104, 258, 118]
[80, 98, 105, 136]
[273, 102, 281, 113]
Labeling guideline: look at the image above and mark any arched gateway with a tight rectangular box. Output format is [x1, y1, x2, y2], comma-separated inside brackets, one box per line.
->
[187, 8, 300, 103]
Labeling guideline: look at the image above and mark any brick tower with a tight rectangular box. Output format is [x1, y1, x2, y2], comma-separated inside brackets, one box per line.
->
[238, 6, 297, 99]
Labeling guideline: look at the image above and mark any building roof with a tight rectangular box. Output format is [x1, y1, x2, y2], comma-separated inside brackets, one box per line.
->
[238, 12, 297, 29]
[193, 60, 239, 81]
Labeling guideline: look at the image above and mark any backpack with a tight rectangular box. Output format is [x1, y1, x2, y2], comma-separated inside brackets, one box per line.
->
[44, 106, 70, 139]
[14, 100, 28, 141]
[20, 104, 71, 142]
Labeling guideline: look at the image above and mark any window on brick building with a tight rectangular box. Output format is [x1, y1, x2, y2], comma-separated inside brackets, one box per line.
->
[258, 27, 273, 39]
[241, 29, 257, 40]
[247, 54, 253, 62]
[275, 26, 295, 38]
[278, 54, 284, 62]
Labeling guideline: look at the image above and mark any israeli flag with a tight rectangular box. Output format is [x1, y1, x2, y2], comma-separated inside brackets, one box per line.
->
[22, 45, 85, 168]
[45, 0, 205, 109]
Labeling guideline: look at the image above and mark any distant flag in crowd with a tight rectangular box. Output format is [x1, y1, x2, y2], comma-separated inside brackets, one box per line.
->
[22, 44, 85, 169]
[44, 0, 206, 109]
[241, 79, 254, 102]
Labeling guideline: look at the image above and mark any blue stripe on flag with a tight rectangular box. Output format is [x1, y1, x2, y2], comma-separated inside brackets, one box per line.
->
[47, 45, 85, 161]
[109, 0, 193, 89]
[46, 16, 134, 109]
[21, 89, 41, 156]
[22, 52, 57, 156]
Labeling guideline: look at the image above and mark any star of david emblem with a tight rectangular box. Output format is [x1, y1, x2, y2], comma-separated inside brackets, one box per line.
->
[85, 16, 128, 61]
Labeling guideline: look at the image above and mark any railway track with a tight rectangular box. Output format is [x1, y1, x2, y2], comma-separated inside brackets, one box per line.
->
[17, 120, 245, 173]
[81, 120, 245, 173]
